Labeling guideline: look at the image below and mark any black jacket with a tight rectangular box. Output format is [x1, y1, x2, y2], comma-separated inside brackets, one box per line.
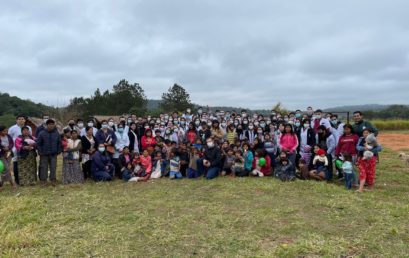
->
[36, 128, 62, 156]
[204, 146, 222, 168]
[296, 128, 316, 152]
[81, 135, 97, 155]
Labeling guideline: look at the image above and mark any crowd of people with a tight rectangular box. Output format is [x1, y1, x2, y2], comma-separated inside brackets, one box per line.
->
[0, 107, 381, 193]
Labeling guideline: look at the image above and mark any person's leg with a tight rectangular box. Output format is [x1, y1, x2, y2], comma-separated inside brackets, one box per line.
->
[326, 155, 333, 181]
[39, 156, 49, 183]
[288, 153, 296, 168]
[176, 172, 183, 179]
[94, 171, 112, 181]
[206, 167, 220, 180]
[49, 155, 57, 183]
[13, 161, 19, 185]
[196, 159, 205, 177]
[169, 171, 176, 179]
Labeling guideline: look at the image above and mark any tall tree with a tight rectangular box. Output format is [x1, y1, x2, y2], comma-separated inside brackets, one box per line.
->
[160, 84, 192, 113]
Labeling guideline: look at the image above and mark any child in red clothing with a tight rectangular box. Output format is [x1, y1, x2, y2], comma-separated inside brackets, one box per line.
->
[357, 151, 376, 192]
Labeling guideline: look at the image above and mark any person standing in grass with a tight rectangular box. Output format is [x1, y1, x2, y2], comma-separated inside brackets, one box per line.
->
[342, 153, 354, 190]
[9, 114, 32, 185]
[62, 130, 84, 185]
[0, 125, 17, 189]
[36, 119, 62, 186]
[15, 126, 37, 186]
[81, 126, 97, 180]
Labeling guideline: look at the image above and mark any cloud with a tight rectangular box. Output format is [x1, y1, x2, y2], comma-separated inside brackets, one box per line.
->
[1, 0, 409, 110]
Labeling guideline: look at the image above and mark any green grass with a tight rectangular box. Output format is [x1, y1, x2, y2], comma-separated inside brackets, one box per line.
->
[1, 148, 409, 257]
[371, 119, 409, 131]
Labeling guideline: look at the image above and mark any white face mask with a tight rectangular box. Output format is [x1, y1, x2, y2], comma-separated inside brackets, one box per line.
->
[87, 122, 94, 127]
[207, 141, 214, 148]
[257, 130, 263, 134]
[248, 125, 254, 130]
[77, 123, 84, 128]
[98, 147, 105, 153]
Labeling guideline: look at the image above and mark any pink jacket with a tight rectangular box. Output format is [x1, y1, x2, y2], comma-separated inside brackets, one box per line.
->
[140, 155, 152, 174]
[280, 134, 299, 154]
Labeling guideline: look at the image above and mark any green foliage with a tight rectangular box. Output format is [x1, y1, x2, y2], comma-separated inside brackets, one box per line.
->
[160, 84, 192, 113]
[371, 120, 409, 131]
[0, 114, 17, 127]
[363, 105, 409, 120]
[0, 92, 54, 117]
[66, 79, 147, 118]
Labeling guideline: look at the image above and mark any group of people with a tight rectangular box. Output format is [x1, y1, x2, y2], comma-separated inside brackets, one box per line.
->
[0, 107, 381, 193]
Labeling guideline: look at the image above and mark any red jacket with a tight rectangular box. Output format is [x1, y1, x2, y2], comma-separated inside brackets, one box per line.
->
[335, 134, 359, 156]
[252, 155, 272, 176]
[141, 136, 156, 151]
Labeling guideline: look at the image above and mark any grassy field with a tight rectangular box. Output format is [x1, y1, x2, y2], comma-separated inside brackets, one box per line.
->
[1, 147, 409, 257]
[371, 120, 409, 131]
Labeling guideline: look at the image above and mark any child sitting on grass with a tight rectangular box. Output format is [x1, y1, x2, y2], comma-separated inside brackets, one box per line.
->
[187, 146, 201, 178]
[232, 150, 245, 177]
[309, 149, 327, 181]
[298, 159, 309, 180]
[169, 148, 182, 179]
[221, 148, 235, 176]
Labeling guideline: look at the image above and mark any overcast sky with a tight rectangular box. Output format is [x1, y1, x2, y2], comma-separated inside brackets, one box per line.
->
[1, 0, 409, 110]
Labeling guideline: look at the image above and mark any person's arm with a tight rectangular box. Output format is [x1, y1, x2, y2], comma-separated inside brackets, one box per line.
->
[72, 141, 82, 152]
[93, 154, 106, 170]
[290, 135, 299, 153]
[356, 138, 365, 152]
[327, 136, 336, 156]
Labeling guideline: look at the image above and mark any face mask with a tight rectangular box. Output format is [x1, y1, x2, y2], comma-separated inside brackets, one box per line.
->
[260, 123, 266, 128]
[243, 121, 248, 125]
[180, 121, 186, 126]
[187, 109, 191, 113]
[108, 122, 114, 127]
[127, 120, 132, 124]
[166, 130, 171, 134]
[254, 122, 259, 126]
[257, 130, 263, 134]
[284, 118, 289, 122]
[331, 120, 338, 125]
[295, 114, 301, 118]
[316, 115, 322, 119]
[98, 147, 105, 153]
[87, 122, 94, 127]
[234, 122, 238, 126]
[207, 122, 212, 126]
[164, 116, 169, 120]
[304, 124, 310, 129]
[77, 123, 84, 128]
[248, 125, 254, 130]
[198, 110, 203, 114]
[144, 126, 150, 129]
[289, 121, 294, 125]
[271, 112, 276, 116]
[295, 122, 301, 127]
[207, 142, 214, 148]
[101, 124, 108, 129]
[195, 121, 200, 126]
[221, 123, 226, 127]
[118, 128, 124, 133]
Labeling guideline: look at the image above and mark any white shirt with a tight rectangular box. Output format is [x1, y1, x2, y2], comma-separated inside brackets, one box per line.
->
[114, 131, 130, 158]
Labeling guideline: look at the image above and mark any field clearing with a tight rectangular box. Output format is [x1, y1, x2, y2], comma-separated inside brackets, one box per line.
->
[0, 134, 409, 257]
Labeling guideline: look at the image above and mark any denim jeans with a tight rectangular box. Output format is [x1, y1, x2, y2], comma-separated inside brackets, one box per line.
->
[197, 158, 220, 179]
[169, 171, 183, 179]
[345, 173, 353, 189]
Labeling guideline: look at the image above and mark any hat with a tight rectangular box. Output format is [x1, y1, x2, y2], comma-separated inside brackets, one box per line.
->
[317, 149, 326, 156]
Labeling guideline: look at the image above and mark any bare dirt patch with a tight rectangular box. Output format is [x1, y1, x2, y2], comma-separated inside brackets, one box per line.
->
[378, 133, 409, 151]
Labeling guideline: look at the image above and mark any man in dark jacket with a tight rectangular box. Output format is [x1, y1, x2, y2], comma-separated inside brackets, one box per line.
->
[196, 137, 222, 179]
[352, 111, 379, 137]
[36, 119, 62, 186]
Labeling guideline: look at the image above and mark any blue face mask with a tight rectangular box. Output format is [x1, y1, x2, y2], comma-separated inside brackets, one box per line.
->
[101, 124, 108, 129]
[295, 122, 301, 127]
[295, 113, 301, 118]
[118, 128, 124, 133]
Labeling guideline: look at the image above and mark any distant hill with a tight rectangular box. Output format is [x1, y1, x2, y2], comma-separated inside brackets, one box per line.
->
[0, 92, 56, 117]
